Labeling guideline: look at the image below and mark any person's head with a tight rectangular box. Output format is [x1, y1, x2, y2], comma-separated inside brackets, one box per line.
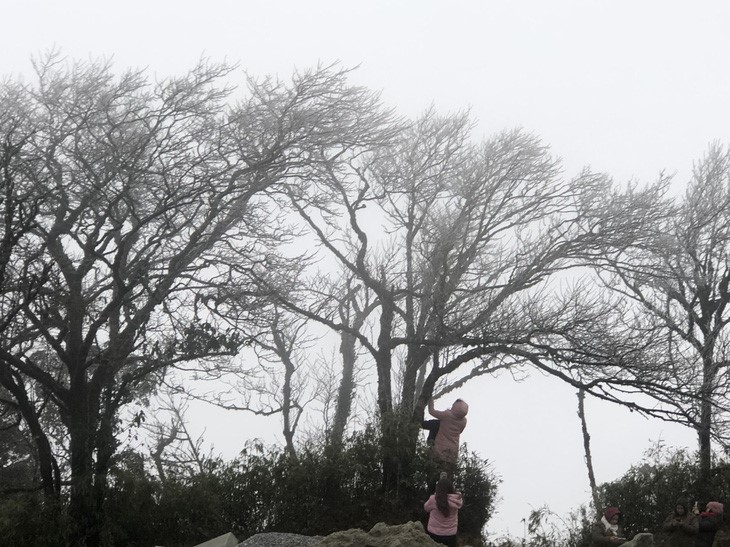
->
[707, 501, 724, 515]
[604, 507, 621, 525]
[451, 398, 469, 418]
[435, 476, 455, 517]
[674, 499, 688, 516]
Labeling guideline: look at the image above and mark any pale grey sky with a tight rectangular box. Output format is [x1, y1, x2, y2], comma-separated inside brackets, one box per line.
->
[4, 0, 727, 539]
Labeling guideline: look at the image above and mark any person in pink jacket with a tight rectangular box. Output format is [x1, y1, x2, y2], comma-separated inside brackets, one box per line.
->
[424, 398, 469, 469]
[424, 474, 463, 547]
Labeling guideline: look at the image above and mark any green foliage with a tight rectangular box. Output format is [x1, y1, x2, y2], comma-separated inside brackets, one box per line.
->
[102, 450, 233, 546]
[487, 443, 725, 547]
[487, 504, 593, 547]
[598, 442, 701, 537]
[0, 424, 498, 546]
[221, 428, 498, 542]
[523, 504, 592, 547]
[456, 443, 500, 540]
[595, 441, 730, 542]
[0, 494, 69, 547]
[229, 426, 497, 539]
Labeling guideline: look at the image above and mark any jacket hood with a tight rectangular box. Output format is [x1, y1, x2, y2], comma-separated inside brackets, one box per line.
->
[707, 501, 724, 515]
[451, 400, 469, 419]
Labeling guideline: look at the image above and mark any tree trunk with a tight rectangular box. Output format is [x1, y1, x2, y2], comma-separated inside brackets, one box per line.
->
[25, 402, 60, 498]
[401, 345, 430, 412]
[330, 330, 357, 448]
[578, 389, 601, 516]
[0, 368, 60, 497]
[697, 354, 716, 496]
[375, 301, 402, 492]
[697, 392, 713, 496]
[281, 352, 297, 458]
[374, 303, 395, 418]
[379, 407, 419, 494]
[93, 395, 118, 534]
[68, 381, 102, 547]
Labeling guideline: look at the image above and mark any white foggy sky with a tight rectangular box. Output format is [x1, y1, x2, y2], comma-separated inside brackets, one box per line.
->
[4, 0, 729, 539]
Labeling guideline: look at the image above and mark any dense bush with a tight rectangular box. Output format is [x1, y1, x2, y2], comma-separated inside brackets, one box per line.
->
[0, 424, 498, 546]
[597, 443, 720, 538]
[599, 448, 688, 536]
[0, 494, 69, 546]
[216, 426, 499, 541]
[456, 444, 500, 541]
[489, 444, 730, 547]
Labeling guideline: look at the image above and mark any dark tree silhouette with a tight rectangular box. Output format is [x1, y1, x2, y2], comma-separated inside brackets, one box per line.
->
[0, 54, 391, 545]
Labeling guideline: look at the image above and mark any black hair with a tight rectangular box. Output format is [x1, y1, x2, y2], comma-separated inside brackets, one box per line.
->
[435, 477, 455, 517]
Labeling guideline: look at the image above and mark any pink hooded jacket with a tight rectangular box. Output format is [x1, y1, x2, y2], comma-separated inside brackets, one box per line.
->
[428, 399, 469, 464]
[424, 492, 463, 536]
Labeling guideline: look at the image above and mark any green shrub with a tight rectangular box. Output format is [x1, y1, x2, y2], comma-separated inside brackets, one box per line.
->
[0, 493, 69, 546]
[598, 443, 700, 537]
[0, 421, 499, 546]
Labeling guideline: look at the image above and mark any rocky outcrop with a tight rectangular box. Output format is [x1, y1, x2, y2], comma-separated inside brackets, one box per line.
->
[714, 528, 730, 547]
[314, 521, 440, 547]
[622, 533, 653, 547]
[202, 525, 651, 547]
[194, 532, 240, 547]
[235, 521, 439, 547]
[237, 531, 323, 547]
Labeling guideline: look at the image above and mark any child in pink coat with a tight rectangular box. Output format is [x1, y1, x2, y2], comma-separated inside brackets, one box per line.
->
[423, 398, 469, 468]
[424, 475, 463, 547]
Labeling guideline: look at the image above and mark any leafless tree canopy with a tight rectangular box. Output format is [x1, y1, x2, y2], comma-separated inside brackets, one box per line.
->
[0, 54, 395, 544]
[2, 54, 730, 541]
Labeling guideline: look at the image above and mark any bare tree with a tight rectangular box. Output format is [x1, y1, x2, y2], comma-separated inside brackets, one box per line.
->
[184, 278, 373, 455]
[579, 144, 730, 491]
[0, 54, 391, 545]
[243, 307, 317, 457]
[270, 108, 646, 489]
[0, 80, 59, 497]
[144, 394, 211, 481]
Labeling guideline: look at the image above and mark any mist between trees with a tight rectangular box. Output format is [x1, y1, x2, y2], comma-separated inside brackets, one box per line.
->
[1, 53, 729, 546]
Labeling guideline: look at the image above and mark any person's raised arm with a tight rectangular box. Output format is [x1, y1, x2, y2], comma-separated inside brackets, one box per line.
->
[428, 398, 447, 419]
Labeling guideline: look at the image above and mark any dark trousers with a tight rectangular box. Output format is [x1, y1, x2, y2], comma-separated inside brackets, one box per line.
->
[422, 419, 440, 443]
[428, 531, 457, 547]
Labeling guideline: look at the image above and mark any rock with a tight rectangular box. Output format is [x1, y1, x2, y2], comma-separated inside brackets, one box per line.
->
[314, 521, 441, 547]
[194, 532, 240, 547]
[233, 521, 446, 547]
[237, 532, 324, 547]
[714, 527, 730, 547]
[622, 533, 653, 547]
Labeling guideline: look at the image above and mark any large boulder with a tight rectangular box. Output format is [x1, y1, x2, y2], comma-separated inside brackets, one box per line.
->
[237, 532, 323, 547]
[622, 533, 653, 547]
[193, 532, 240, 547]
[314, 521, 441, 547]
[713, 527, 730, 547]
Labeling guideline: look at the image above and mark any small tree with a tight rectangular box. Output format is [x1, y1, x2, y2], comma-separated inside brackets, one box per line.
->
[143, 394, 212, 482]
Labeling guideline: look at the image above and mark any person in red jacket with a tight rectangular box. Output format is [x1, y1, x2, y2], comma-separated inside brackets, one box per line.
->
[423, 398, 469, 471]
[696, 501, 723, 547]
[424, 474, 463, 547]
